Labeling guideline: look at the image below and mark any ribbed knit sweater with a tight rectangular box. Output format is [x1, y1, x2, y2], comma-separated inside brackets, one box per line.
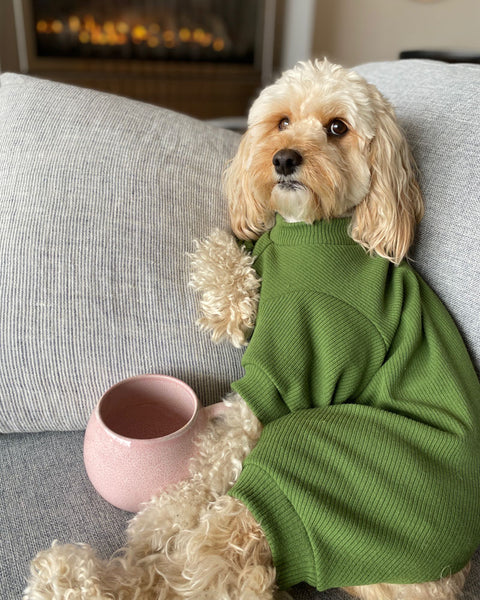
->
[229, 215, 480, 591]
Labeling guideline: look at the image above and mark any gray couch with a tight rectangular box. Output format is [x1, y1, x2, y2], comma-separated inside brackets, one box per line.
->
[0, 59, 479, 599]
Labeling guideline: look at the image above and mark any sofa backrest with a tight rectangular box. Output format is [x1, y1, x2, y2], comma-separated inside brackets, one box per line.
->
[0, 60, 478, 433]
[356, 60, 480, 375]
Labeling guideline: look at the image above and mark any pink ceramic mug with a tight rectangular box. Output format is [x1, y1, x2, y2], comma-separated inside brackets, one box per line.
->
[84, 374, 218, 512]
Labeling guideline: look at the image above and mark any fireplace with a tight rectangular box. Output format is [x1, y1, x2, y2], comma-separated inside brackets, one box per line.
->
[8, 0, 281, 119]
[32, 1, 257, 63]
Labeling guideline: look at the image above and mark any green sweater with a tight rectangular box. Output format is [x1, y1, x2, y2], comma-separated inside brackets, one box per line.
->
[229, 216, 480, 591]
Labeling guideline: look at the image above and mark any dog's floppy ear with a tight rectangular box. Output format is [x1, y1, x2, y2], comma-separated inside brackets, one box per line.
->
[350, 91, 424, 265]
[224, 130, 274, 241]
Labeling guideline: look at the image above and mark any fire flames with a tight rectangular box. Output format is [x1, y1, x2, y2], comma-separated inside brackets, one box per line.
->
[36, 14, 226, 52]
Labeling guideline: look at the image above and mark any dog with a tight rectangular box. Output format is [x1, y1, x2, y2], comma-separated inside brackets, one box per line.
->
[25, 60, 479, 600]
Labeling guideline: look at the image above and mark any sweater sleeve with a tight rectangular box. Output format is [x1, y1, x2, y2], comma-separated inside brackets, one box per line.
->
[230, 402, 480, 592]
[231, 290, 387, 425]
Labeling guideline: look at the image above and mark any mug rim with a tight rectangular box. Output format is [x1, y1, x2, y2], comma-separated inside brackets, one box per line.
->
[95, 374, 201, 445]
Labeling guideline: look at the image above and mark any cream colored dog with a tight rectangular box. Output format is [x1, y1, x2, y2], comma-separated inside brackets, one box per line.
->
[25, 60, 471, 600]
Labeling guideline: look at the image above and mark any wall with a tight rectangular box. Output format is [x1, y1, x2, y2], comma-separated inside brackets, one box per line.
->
[0, 0, 21, 72]
[280, 0, 317, 70]
[312, 0, 480, 66]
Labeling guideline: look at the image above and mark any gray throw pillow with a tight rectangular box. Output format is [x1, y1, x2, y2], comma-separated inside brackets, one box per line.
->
[0, 73, 244, 432]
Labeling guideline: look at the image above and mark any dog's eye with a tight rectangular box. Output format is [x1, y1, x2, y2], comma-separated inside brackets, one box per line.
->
[278, 117, 290, 131]
[327, 119, 348, 137]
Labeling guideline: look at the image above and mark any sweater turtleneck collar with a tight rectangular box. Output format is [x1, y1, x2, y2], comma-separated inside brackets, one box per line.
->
[269, 214, 356, 246]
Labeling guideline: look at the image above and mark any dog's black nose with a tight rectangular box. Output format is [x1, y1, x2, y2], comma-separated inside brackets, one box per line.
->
[273, 149, 303, 176]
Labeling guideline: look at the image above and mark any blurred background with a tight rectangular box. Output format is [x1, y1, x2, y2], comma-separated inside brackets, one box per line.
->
[1, 0, 479, 121]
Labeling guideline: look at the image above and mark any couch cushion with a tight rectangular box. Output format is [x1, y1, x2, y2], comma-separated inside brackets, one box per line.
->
[0, 429, 350, 600]
[355, 60, 480, 375]
[0, 430, 132, 599]
[1, 431, 479, 599]
[0, 73, 244, 432]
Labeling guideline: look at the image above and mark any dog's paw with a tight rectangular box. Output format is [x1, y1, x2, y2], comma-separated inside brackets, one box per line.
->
[24, 542, 108, 599]
[189, 230, 260, 347]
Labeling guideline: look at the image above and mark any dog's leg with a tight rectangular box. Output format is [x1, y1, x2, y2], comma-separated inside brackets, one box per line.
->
[189, 230, 260, 348]
[191, 392, 263, 493]
[23, 542, 115, 600]
[343, 562, 470, 600]
[110, 394, 263, 598]
[161, 495, 277, 600]
[126, 393, 262, 555]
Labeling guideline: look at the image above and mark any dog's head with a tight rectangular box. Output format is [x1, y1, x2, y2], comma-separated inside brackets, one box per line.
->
[224, 59, 423, 264]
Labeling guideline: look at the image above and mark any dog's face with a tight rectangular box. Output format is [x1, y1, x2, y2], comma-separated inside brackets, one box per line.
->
[246, 61, 374, 224]
[225, 60, 424, 264]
